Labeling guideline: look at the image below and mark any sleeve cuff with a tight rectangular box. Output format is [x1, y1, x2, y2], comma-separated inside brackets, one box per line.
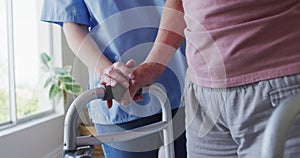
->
[40, 0, 92, 27]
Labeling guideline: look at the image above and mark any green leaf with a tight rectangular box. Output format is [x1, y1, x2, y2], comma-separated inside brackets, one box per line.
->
[52, 67, 68, 76]
[40, 53, 51, 65]
[49, 84, 58, 100]
[40, 52, 83, 102]
[58, 75, 75, 83]
[64, 83, 82, 94]
[43, 76, 52, 88]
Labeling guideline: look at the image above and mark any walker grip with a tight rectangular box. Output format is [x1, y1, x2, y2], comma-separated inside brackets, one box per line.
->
[101, 84, 126, 100]
[102, 84, 143, 101]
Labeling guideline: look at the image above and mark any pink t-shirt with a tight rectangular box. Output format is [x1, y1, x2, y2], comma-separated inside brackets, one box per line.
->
[182, 0, 300, 88]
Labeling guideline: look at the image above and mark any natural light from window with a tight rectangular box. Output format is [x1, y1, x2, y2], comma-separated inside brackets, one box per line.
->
[0, 0, 10, 124]
[13, 0, 52, 118]
[0, 0, 54, 126]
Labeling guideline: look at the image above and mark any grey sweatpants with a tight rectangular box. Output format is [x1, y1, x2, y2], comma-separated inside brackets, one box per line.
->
[183, 74, 300, 158]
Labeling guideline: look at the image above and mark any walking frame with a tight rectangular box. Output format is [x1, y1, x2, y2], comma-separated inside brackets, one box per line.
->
[63, 85, 175, 158]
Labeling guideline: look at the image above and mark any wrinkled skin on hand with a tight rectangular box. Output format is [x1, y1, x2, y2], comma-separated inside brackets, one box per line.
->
[129, 62, 166, 101]
[100, 61, 166, 107]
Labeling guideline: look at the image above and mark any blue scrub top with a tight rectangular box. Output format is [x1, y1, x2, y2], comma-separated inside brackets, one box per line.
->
[41, 0, 187, 124]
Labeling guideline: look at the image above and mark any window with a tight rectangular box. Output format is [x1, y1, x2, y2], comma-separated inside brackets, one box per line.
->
[0, 0, 57, 128]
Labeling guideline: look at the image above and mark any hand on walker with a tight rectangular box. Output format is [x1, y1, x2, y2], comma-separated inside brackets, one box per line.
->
[100, 59, 142, 107]
[127, 62, 167, 103]
[101, 60, 166, 107]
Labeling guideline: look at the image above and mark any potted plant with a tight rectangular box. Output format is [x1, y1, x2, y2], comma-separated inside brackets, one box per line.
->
[40, 52, 82, 105]
[40, 53, 104, 157]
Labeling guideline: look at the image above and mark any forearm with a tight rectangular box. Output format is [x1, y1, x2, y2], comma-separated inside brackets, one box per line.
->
[145, 0, 185, 65]
[63, 22, 111, 78]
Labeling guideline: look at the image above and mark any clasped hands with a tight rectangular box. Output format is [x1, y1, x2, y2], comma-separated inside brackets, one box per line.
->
[100, 60, 165, 108]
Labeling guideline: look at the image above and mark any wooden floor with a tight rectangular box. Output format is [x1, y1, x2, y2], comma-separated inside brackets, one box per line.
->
[92, 153, 105, 158]
[91, 144, 105, 158]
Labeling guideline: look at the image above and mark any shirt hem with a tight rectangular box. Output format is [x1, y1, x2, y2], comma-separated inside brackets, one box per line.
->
[187, 63, 300, 88]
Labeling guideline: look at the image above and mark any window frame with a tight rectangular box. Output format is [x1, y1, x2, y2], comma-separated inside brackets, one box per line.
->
[0, 0, 63, 131]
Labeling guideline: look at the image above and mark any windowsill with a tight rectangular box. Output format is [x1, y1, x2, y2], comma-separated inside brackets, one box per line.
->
[0, 111, 64, 138]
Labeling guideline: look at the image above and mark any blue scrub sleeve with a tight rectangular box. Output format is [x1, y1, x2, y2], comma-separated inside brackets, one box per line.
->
[40, 0, 92, 26]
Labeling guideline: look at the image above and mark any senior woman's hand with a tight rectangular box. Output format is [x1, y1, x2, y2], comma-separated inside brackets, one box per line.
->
[128, 62, 166, 101]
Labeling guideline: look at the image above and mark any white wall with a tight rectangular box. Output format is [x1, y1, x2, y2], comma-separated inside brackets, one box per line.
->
[0, 29, 89, 158]
[0, 115, 64, 158]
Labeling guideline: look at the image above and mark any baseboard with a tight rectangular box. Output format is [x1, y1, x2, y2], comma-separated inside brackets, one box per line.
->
[43, 145, 63, 158]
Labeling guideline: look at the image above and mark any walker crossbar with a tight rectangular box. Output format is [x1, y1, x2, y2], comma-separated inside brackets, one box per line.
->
[76, 121, 168, 146]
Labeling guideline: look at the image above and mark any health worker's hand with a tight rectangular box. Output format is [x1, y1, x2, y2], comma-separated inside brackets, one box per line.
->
[100, 59, 141, 107]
